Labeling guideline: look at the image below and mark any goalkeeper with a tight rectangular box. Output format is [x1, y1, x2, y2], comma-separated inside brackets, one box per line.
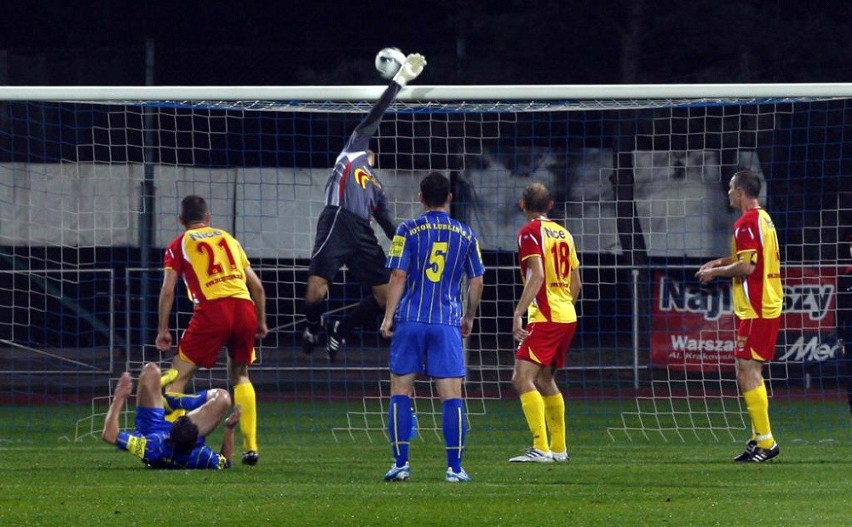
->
[301, 52, 427, 363]
[101, 362, 241, 469]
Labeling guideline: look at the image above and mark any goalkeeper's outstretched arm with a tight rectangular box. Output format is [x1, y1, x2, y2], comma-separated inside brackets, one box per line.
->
[350, 53, 428, 141]
[392, 53, 427, 87]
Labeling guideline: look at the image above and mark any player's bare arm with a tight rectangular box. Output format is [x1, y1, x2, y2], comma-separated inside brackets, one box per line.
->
[245, 267, 268, 339]
[380, 269, 407, 339]
[698, 257, 724, 271]
[101, 372, 132, 445]
[155, 269, 179, 351]
[219, 404, 241, 463]
[696, 255, 755, 283]
[462, 275, 484, 338]
[513, 255, 545, 342]
[570, 267, 582, 302]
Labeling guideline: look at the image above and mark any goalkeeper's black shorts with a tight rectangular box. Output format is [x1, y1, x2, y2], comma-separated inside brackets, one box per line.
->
[309, 205, 391, 287]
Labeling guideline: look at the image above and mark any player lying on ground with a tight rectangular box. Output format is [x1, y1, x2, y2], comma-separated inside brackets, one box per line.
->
[101, 362, 241, 469]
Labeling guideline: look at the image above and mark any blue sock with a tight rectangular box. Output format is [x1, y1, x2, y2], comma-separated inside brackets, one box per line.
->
[164, 390, 207, 412]
[388, 395, 412, 467]
[442, 398, 466, 472]
[409, 410, 418, 440]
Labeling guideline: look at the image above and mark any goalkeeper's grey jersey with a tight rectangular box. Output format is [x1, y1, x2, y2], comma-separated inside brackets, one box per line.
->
[322, 82, 400, 241]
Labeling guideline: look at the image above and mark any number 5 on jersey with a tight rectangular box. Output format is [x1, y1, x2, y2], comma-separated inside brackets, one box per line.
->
[426, 242, 448, 282]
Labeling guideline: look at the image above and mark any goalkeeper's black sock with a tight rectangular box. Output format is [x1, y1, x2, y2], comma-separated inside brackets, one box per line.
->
[302, 299, 324, 331]
[338, 295, 381, 338]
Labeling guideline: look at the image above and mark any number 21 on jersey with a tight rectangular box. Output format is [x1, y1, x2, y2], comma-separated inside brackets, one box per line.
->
[197, 238, 237, 277]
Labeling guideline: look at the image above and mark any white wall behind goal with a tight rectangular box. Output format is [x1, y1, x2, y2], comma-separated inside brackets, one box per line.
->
[0, 163, 424, 260]
[0, 163, 141, 247]
[0, 148, 766, 259]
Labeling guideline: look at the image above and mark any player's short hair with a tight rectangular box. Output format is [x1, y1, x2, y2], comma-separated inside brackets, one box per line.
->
[169, 416, 200, 456]
[522, 182, 551, 213]
[181, 195, 208, 223]
[420, 172, 450, 208]
[732, 170, 761, 198]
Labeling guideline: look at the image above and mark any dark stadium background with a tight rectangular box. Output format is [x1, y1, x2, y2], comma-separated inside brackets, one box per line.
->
[1, 0, 851, 86]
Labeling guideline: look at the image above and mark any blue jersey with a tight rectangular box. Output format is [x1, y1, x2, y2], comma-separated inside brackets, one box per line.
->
[116, 406, 230, 470]
[386, 210, 485, 325]
[116, 430, 229, 470]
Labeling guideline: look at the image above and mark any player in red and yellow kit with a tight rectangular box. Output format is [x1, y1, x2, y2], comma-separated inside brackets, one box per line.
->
[155, 195, 268, 466]
[697, 170, 783, 463]
[509, 183, 581, 463]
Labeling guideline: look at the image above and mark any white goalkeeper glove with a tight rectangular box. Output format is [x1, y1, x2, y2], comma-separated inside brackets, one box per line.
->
[393, 53, 427, 87]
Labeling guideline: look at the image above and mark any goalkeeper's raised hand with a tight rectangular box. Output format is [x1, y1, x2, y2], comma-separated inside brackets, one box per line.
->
[393, 53, 427, 87]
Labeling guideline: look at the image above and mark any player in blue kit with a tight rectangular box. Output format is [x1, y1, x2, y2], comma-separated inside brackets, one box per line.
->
[101, 362, 240, 469]
[301, 52, 427, 362]
[379, 172, 485, 482]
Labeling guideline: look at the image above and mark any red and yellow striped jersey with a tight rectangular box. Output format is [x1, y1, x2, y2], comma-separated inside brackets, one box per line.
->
[731, 208, 783, 320]
[163, 226, 252, 304]
[517, 218, 580, 323]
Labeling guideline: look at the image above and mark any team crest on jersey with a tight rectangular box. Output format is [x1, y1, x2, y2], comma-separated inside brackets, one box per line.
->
[390, 235, 405, 257]
[354, 168, 380, 189]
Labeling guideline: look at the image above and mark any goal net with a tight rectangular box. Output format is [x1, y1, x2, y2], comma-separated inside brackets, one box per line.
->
[0, 84, 848, 444]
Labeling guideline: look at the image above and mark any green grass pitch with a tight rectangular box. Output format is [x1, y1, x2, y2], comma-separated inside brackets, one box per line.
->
[0, 400, 849, 526]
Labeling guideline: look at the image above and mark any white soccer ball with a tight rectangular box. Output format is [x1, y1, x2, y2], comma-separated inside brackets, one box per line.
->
[374, 47, 406, 80]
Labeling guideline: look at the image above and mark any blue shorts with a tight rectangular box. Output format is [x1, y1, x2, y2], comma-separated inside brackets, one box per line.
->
[135, 407, 172, 436]
[389, 322, 465, 378]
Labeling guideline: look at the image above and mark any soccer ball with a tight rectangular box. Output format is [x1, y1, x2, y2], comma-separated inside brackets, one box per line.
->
[374, 47, 406, 80]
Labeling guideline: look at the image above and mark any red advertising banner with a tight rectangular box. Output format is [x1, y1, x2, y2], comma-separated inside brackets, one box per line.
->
[650, 267, 837, 372]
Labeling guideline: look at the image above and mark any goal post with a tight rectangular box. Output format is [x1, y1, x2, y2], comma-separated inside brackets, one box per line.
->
[2, 82, 852, 100]
[0, 83, 849, 443]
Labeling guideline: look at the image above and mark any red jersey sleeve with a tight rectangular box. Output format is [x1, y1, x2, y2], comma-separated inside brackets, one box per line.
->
[734, 211, 760, 263]
[518, 224, 542, 261]
[163, 234, 185, 273]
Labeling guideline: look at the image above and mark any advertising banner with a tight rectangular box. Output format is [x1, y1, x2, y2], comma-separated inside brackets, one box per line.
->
[651, 267, 838, 372]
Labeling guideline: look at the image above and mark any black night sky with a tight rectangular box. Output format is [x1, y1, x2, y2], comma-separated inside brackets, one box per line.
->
[2, 0, 851, 86]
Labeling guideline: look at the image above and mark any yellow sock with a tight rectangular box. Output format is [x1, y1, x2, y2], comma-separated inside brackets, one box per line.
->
[543, 393, 566, 453]
[743, 383, 774, 449]
[520, 390, 548, 452]
[163, 408, 186, 422]
[160, 368, 179, 388]
[234, 382, 258, 453]
[162, 386, 186, 422]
